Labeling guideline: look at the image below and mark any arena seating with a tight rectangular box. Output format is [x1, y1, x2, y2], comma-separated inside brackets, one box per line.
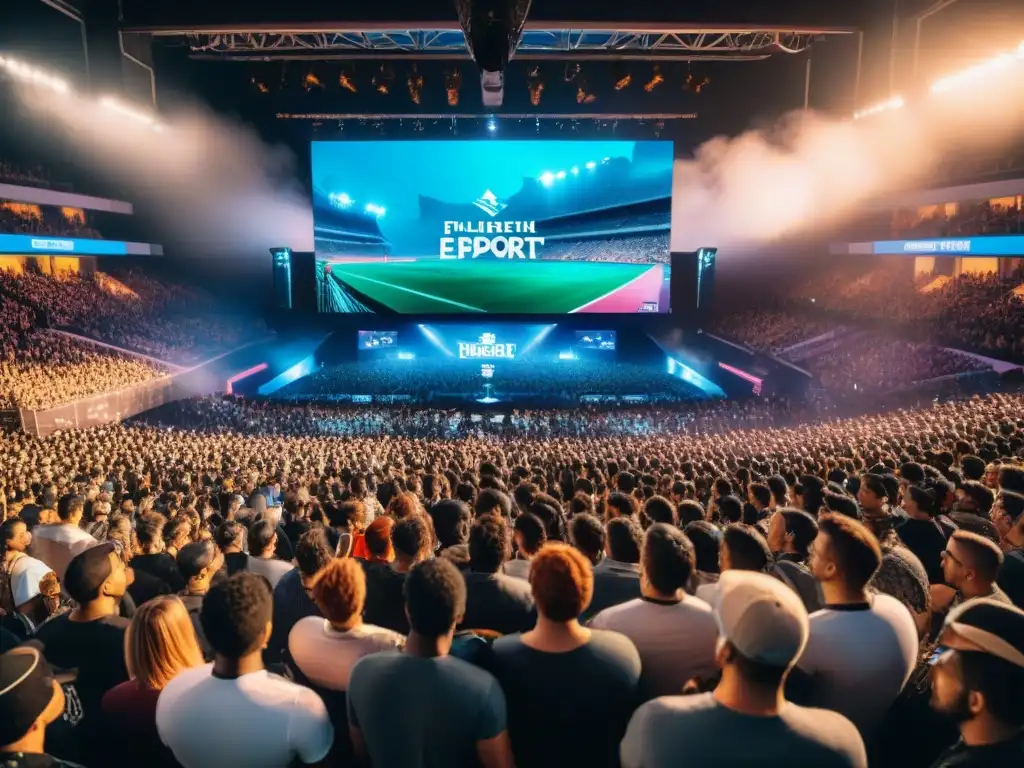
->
[0, 203, 103, 239]
[0, 268, 269, 366]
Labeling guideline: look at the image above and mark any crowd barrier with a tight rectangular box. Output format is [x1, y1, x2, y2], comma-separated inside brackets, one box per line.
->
[10, 333, 275, 438]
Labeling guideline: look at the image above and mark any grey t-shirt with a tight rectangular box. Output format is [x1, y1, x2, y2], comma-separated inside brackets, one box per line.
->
[347, 653, 506, 768]
[621, 692, 866, 768]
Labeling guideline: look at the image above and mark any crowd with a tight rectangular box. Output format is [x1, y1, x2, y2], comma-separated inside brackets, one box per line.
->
[711, 308, 835, 354]
[0, 294, 169, 410]
[894, 198, 1024, 239]
[805, 337, 989, 396]
[541, 234, 671, 264]
[0, 204, 103, 240]
[281, 360, 705, 404]
[797, 266, 1024, 360]
[137, 395, 823, 439]
[0, 268, 269, 366]
[0, 390, 1022, 767]
[0, 159, 66, 191]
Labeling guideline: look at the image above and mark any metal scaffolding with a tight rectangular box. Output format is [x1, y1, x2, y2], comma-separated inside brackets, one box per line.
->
[184, 27, 842, 61]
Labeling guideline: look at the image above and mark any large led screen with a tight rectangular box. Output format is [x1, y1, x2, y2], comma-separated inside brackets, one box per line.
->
[312, 140, 672, 314]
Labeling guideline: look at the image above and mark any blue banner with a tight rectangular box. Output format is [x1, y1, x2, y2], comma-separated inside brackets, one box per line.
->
[871, 236, 1024, 256]
[0, 234, 129, 255]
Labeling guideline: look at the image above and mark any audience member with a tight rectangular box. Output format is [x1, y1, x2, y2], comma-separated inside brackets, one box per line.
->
[461, 514, 535, 634]
[288, 557, 404, 691]
[798, 514, 919, 738]
[621, 570, 866, 767]
[586, 516, 643, 620]
[492, 543, 641, 768]
[347, 558, 511, 767]
[0, 646, 84, 768]
[155, 572, 334, 767]
[928, 599, 1024, 767]
[34, 543, 130, 762]
[29, 495, 96, 581]
[100, 596, 204, 768]
[591, 524, 718, 699]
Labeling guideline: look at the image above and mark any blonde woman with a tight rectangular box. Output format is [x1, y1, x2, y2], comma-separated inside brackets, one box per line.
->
[101, 596, 204, 768]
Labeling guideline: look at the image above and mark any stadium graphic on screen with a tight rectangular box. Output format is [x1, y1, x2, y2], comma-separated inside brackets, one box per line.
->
[311, 140, 673, 314]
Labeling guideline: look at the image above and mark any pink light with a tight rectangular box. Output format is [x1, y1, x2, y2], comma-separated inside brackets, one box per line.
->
[718, 362, 763, 395]
[225, 362, 268, 395]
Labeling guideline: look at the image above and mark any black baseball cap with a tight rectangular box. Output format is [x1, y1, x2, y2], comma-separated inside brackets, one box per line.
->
[0, 645, 62, 745]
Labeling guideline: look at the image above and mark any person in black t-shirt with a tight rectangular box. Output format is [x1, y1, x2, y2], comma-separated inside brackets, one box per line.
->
[175, 540, 224, 660]
[491, 543, 640, 768]
[130, 514, 185, 596]
[33, 543, 130, 764]
[991, 491, 1024, 607]
[363, 515, 432, 635]
[460, 514, 535, 635]
[929, 598, 1024, 767]
[899, 484, 951, 585]
[214, 521, 249, 576]
[0, 646, 86, 768]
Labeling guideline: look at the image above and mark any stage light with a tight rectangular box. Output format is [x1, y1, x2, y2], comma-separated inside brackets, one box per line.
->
[0, 56, 69, 94]
[373, 63, 394, 94]
[576, 86, 596, 104]
[685, 71, 711, 94]
[539, 171, 555, 187]
[251, 77, 270, 94]
[397, 351, 415, 360]
[526, 66, 546, 106]
[444, 66, 462, 106]
[303, 72, 323, 91]
[571, 166, 579, 175]
[613, 62, 632, 90]
[853, 96, 904, 120]
[407, 64, 424, 105]
[565, 62, 596, 104]
[418, 325, 453, 357]
[644, 65, 664, 93]
[555, 170, 566, 180]
[930, 42, 1024, 94]
[364, 203, 385, 217]
[585, 161, 596, 170]
[339, 67, 357, 93]
[99, 95, 164, 130]
[487, 118, 497, 133]
[329, 192, 353, 209]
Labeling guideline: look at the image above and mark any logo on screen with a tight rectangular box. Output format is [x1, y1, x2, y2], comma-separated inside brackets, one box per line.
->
[472, 190, 507, 218]
[459, 334, 516, 359]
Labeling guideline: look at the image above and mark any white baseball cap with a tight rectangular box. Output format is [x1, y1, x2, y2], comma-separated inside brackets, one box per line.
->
[10, 556, 55, 609]
[711, 570, 809, 668]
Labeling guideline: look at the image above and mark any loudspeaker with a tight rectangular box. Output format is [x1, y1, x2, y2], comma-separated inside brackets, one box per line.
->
[669, 248, 717, 324]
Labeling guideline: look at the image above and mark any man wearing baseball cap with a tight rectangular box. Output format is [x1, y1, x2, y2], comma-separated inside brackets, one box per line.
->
[0, 645, 84, 767]
[621, 570, 866, 768]
[929, 598, 1024, 766]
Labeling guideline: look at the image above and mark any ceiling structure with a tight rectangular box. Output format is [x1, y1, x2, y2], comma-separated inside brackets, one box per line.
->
[180, 25, 848, 63]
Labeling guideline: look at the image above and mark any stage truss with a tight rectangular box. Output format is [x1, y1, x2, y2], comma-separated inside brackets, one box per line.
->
[181, 25, 851, 62]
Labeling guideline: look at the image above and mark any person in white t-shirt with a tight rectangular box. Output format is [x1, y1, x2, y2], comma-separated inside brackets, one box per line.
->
[289, 557, 403, 691]
[798, 513, 919, 739]
[245, 520, 293, 591]
[29, 494, 96, 581]
[156, 572, 334, 768]
[591, 523, 718, 699]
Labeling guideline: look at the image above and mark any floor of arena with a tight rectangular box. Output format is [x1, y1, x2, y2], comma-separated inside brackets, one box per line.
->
[322, 259, 667, 313]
